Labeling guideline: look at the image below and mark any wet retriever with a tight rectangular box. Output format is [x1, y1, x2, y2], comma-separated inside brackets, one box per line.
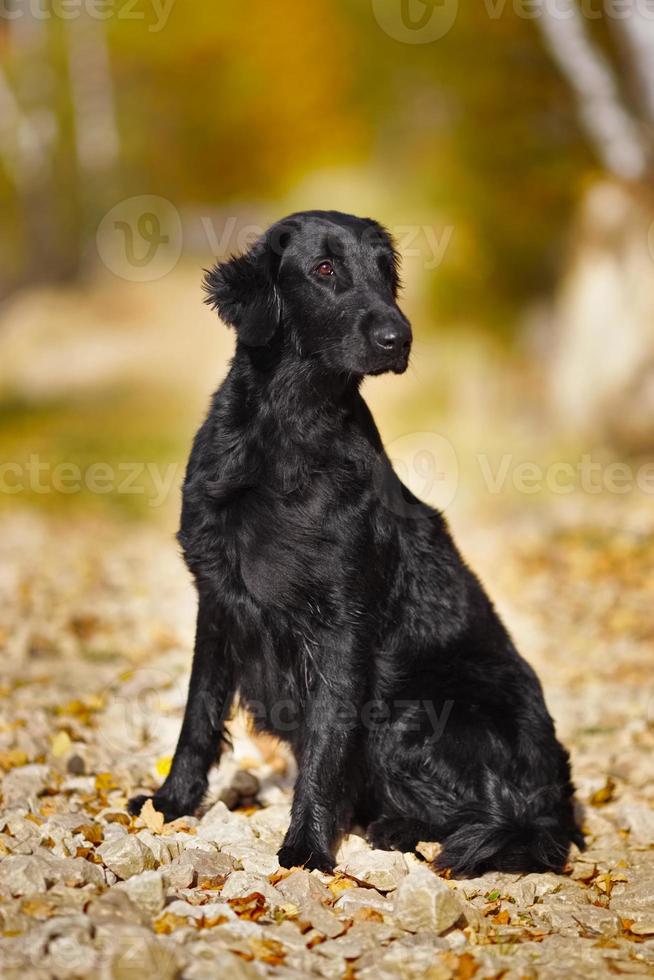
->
[128, 210, 583, 875]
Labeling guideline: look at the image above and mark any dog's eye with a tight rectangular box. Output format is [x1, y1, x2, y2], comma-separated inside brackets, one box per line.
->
[314, 260, 335, 277]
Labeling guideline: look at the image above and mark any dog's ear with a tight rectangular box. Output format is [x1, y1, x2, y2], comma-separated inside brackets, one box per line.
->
[203, 228, 289, 347]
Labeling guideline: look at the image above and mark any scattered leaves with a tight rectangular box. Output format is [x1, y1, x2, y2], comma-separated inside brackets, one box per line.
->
[134, 798, 164, 834]
[228, 892, 267, 922]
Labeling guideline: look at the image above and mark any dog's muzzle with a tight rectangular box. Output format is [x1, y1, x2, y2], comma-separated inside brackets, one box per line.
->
[370, 318, 412, 373]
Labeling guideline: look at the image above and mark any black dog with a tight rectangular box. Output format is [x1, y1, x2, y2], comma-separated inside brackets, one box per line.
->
[129, 210, 582, 875]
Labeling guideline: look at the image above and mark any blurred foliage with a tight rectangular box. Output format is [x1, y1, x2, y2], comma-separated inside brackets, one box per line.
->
[0, 0, 599, 329]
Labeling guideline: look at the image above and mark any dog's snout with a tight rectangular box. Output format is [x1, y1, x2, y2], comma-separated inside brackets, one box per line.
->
[371, 320, 411, 355]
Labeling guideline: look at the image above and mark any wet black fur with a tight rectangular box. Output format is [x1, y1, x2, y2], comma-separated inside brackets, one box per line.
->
[128, 210, 583, 875]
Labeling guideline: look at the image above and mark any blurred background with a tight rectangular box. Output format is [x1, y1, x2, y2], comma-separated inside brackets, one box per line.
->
[1, 1, 653, 675]
[2, 0, 654, 531]
[0, 1, 653, 906]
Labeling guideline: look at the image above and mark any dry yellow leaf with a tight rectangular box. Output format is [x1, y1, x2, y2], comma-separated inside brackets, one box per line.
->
[95, 772, 119, 793]
[22, 896, 57, 918]
[51, 731, 72, 759]
[352, 907, 383, 923]
[249, 937, 286, 965]
[153, 912, 192, 934]
[327, 874, 357, 898]
[0, 749, 29, 770]
[155, 756, 172, 777]
[135, 797, 164, 833]
[590, 777, 616, 806]
[75, 822, 104, 844]
[200, 914, 229, 928]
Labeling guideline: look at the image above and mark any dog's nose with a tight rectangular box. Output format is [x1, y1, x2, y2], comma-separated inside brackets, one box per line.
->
[371, 321, 412, 355]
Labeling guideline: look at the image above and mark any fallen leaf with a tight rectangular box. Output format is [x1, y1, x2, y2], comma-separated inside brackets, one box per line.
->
[155, 756, 172, 777]
[153, 912, 193, 934]
[75, 822, 104, 844]
[353, 907, 384, 923]
[249, 937, 286, 965]
[95, 772, 119, 793]
[0, 749, 29, 770]
[228, 892, 267, 921]
[135, 798, 165, 833]
[328, 874, 357, 898]
[51, 731, 72, 759]
[21, 897, 57, 918]
[590, 777, 616, 806]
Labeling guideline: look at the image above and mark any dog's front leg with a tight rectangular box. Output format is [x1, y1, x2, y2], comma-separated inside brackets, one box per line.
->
[278, 665, 360, 872]
[128, 592, 233, 823]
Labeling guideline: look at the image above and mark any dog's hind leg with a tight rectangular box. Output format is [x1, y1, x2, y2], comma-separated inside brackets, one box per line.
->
[366, 815, 446, 853]
[128, 592, 233, 823]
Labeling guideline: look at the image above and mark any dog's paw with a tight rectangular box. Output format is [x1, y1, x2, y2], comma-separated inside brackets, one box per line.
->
[127, 793, 188, 824]
[366, 817, 419, 852]
[277, 843, 334, 873]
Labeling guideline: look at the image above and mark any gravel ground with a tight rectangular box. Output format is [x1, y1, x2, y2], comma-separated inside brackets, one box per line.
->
[1, 501, 653, 980]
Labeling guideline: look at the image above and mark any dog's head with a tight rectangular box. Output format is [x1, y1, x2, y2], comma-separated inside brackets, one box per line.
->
[204, 210, 412, 377]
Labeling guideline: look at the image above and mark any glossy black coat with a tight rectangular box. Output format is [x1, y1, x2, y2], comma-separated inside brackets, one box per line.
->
[129, 211, 582, 875]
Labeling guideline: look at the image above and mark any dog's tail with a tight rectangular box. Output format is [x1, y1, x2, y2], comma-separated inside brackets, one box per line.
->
[433, 776, 583, 877]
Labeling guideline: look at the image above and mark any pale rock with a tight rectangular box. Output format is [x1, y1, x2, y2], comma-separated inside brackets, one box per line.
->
[0, 854, 47, 895]
[335, 833, 370, 864]
[86, 888, 149, 926]
[135, 829, 172, 865]
[115, 869, 165, 916]
[1, 764, 50, 805]
[107, 928, 179, 980]
[164, 898, 234, 922]
[182, 942, 260, 979]
[248, 803, 290, 847]
[98, 835, 156, 879]
[276, 868, 332, 906]
[41, 854, 104, 888]
[334, 885, 393, 916]
[393, 866, 462, 934]
[220, 870, 285, 908]
[357, 936, 452, 980]
[44, 935, 97, 979]
[165, 848, 234, 889]
[221, 838, 279, 876]
[164, 858, 194, 891]
[629, 919, 654, 936]
[336, 847, 407, 892]
[303, 900, 346, 939]
[618, 802, 654, 844]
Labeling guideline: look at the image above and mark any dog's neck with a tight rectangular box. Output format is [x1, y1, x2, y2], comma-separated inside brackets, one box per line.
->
[239, 342, 362, 430]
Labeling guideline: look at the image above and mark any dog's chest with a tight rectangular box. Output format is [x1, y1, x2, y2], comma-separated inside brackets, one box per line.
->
[222, 472, 357, 609]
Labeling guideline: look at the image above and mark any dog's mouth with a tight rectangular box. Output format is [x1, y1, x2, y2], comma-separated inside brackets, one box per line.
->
[367, 352, 411, 377]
